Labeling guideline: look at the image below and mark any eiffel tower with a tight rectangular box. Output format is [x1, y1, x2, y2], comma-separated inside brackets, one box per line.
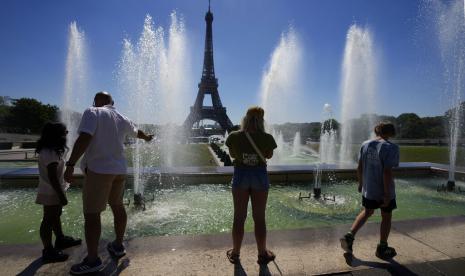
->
[183, 2, 233, 136]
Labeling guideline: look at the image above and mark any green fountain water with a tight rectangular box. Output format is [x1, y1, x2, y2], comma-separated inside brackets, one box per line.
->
[1, 176, 465, 245]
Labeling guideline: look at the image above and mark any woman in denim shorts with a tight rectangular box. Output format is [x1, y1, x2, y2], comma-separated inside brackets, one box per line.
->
[225, 106, 277, 265]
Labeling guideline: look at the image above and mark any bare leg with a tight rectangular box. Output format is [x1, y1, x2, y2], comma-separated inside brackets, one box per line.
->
[84, 213, 101, 261]
[110, 204, 127, 245]
[40, 206, 56, 249]
[232, 188, 250, 255]
[380, 211, 392, 242]
[350, 208, 374, 235]
[51, 206, 64, 239]
[250, 190, 268, 255]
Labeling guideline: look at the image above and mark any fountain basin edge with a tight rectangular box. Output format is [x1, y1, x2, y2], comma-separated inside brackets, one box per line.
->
[1, 162, 464, 188]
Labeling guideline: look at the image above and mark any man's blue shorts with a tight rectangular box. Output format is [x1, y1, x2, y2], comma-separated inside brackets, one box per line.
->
[232, 166, 270, 191]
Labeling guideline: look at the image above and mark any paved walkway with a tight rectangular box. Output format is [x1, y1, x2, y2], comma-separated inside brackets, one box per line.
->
[2, 216, 465, 275]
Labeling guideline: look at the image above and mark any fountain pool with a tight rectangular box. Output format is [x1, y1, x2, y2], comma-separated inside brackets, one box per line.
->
[1, 176, 464, 244]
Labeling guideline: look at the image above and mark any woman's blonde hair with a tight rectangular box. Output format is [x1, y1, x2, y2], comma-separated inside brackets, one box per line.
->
[241, 106, 265, 132]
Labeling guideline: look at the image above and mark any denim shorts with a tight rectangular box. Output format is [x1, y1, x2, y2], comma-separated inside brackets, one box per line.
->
[232, 166, 270, 191]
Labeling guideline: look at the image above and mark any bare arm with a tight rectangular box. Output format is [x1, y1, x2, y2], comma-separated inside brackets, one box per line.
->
[137, 130, 154, 141]
[382, 167, 393, 206]
[64, 132, 92, 183]
[67, 133, 93, 165]
[357, 159, 363, 192]
[47, 162, 67, 206]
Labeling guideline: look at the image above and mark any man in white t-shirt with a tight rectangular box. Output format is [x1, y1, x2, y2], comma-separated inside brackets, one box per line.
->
[64, 91, 153, 275]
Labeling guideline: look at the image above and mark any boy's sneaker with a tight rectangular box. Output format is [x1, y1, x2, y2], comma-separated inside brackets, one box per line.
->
[107, 241, 126, 257]
[376, 243, 397, 259]
[340, 233, 354, 254]
[70, 257, 104, 275]
[42, 248, 69, 263]
[55, 235, 82, 250]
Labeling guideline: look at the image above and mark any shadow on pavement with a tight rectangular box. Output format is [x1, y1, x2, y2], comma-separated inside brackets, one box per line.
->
[343, 253, 418, 276]
[258, 260, 283, 276]
[17, 257, 44, 276]
[17, 255, 130, 276]
[259, 264, 271, 276]
[234, 261, 247, 276]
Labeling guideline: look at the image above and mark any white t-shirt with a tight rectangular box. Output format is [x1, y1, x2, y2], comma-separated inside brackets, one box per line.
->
[78, 105, 138, 174]
[38, 149, 69, 195]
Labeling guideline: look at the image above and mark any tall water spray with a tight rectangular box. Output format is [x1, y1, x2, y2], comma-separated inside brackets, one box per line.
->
[339, 24, 377, 165]
[259, 27, 303, 124]
[319, 104, 338, 164]
[259, 27, 303, 165]
[158, 12, 189, 166]
[432, 0, 465, 186]
[62, 22, 88, 146]
[118, 12, 188, 195]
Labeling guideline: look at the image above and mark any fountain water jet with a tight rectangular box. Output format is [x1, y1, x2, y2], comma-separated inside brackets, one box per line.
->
[259, 27, 305, 165]
[259, 26, 303, 124]
[431, 0, 465, 190]
[158, 12, 189, 167]
[292, 132, 301, 157]
[338, 24, 378, 165]
[62, 22, 88, 146]
[118, 13, 189, 199]
[319, 104, 337, 164]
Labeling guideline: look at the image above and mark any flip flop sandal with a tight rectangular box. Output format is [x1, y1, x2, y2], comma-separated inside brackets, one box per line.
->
[226, 249, 240, 264]
[257, 249, 276, 265]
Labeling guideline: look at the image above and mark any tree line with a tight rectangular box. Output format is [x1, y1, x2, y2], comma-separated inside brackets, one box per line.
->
[0, 98, 58, 134]
[0, 97, 463, 141]
[271, 102, 465, 142]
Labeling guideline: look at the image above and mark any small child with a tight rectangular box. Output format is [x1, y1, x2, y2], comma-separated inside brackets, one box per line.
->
[36, 122, 81, 262]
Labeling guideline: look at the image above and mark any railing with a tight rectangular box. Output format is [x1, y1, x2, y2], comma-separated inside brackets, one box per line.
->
[0, 149, 37, 160]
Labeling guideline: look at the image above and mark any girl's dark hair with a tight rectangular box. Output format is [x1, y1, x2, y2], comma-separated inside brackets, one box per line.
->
[36, 122, 68, 157]
[374, 121, 396, 137]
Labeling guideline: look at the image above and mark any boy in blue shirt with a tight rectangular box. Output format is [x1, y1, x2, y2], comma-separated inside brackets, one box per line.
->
[340, 122, 399, 259]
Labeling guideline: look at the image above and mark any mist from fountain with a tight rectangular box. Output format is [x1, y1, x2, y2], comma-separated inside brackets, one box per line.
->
[338, 24, 377, 165]
[292, 131, 301, 157]
[118, 12, 188, 195]
[319, 104, 338, 164]
[269, 129, 285, 165]
[62, 22, 88, 146]
[429, 0, 465, 185]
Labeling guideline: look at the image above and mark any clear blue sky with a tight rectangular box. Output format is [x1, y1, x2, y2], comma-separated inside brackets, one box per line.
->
[0, 0, 451, 124]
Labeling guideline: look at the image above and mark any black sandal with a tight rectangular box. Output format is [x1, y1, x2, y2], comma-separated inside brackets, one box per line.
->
[257, 249, 276, 265]
[226, 249, 240, 264]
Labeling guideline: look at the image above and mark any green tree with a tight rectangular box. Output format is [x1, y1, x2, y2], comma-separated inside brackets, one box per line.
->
[0, 98, 10, 131]
[422, 116, 446, 138]
[397, 113, 426, 138]
[6, 98, 58, 134]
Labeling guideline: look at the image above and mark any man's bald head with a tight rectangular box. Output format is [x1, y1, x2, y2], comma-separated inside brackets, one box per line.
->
[93, 91, 113, 107]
